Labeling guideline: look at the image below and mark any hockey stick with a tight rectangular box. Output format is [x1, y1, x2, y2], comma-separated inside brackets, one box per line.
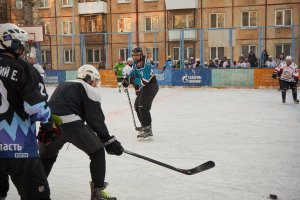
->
[125, 88, 138, 129]
[124, 149, 215, 175]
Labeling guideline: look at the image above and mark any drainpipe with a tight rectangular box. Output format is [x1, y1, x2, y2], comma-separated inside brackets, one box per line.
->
[54, 0, 58, 70]
[136, 0, 139, 46]
[264, 0, 267, 49]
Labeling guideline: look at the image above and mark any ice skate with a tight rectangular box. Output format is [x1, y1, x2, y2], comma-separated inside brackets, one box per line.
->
[137, 126, 153, 138]
[282, 99, 286, 104]
[90, 181, 117, 200]
[294, 98, 299, 104]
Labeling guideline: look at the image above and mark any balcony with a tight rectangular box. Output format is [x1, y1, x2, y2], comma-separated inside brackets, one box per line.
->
[78, 1, 107, 15]
[168, 29, 197, 41]
[165, 0, 198, 10]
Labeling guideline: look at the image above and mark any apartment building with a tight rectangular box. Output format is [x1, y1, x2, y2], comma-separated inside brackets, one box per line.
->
[4, 0, 300, 69]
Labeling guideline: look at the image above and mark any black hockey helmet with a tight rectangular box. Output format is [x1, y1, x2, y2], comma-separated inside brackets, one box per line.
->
[132, 47, 143, 55]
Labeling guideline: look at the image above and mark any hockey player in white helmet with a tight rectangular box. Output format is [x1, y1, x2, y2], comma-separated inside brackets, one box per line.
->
[27, 52, 46, 80]
[0, 23, 51, 200]
[38, 64, 123, 200]
[273, 56, 299, 104]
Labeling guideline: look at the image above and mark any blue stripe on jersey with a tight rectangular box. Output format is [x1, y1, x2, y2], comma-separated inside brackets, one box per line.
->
[24, 101, 51, 123]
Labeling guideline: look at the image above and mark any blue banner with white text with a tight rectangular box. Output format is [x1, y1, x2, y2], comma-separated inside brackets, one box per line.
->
[171, 69, 212, 86]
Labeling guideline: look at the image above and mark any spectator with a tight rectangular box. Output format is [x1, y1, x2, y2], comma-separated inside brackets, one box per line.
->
[265, 56, 277, 68]
[248, 51, 258, 67]
[184, 60, 190, 69]
[214, 58, 219, 67]
[276, 53, 285, 66]
[232, 61, 237, 68]
[204, 62, 208, 68]
[192, 59, 201, 68]
[98, 60, 105, 69]
[27, 52, 45, 80]
[161, 56, 172, 72]
[113, 58, 125, 92]
[208, 59, 218, 68]
[241, 57, 251, 68]
[237, 57, 244, 68]
[260, 49, 269, 67]
[189, 57, 195, 66]
[222, 57, 231, 68]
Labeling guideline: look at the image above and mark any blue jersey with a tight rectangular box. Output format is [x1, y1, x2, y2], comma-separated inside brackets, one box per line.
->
[131, 58, 155, 88]
[0, 54, 51, 158]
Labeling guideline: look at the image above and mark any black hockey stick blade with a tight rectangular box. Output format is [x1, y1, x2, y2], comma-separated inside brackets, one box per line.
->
[124, 149, 215, 175]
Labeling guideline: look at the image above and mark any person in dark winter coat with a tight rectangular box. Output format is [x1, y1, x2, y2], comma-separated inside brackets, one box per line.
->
[248, 50, 258, 67]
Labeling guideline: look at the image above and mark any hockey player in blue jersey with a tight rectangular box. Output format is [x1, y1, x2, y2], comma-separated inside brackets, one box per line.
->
[0, 23, 51, 200]
[122, 47, 159, 138]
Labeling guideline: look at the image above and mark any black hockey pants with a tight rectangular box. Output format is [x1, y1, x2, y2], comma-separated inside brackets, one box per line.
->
[134, 76, 159, 127]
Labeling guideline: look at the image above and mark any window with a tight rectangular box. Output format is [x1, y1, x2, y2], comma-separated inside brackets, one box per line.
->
[62, 0, 73, 7]
[144, 0, 158, 2]
[275, 44, 290, 59]
[173, 47, 194, 60]
[87, 49, 101, 63]
[64, 49, 75, 63]
[62, 21, 72, 34]
[173, 47, 180, 60]
[41, 50, 51, 64]
[118, 0, 130, 3]
[185, 47, 194, 60]
[145, 48, 158, 60]
[145, 16, 159, 31]
[44, 22, 51, 35]
[275, 10, 292, 26]
[241, 45, 256, 57]
[118, 18, 131, 32]
[119, 48, 129, 61]
[39, 0, 49, 8]
[86, 19, 96, 32]
[172, 15, 194, 29]
[210, 13, 225, 28]
[210, 47, 224, 60]
[241, 11, 257, 27]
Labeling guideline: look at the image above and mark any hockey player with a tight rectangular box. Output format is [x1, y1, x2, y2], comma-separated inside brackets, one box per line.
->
[113, 58, 125, 92]
[38, 64, 123, 200]
[27, 52, 46, 80]
[122, 57, 134, 78]
[0, 23, 51, 200]
[272, 56, 299, 104]
[122, 47, 159, 138]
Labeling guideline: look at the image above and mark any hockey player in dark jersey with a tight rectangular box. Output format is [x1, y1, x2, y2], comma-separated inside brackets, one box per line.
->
[38, 64, 123, 200]
[122, 47, 159, 138]
[0, 23, 51, 200]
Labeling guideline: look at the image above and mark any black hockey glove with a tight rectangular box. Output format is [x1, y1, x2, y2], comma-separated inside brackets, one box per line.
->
[295, 78, 299, 84]
[104, 136, 123, 156]
[37, 115, 62, 144]
[122, 77, 130, 88]
[272, 72, 278, 79]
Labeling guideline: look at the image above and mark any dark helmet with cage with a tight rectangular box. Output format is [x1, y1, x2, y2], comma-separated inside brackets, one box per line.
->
[0, 23, 29, 58]
[132, 47, 143, 55]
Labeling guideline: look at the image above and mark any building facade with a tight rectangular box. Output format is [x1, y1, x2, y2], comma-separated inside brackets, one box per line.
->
[3, 0, 300, 69]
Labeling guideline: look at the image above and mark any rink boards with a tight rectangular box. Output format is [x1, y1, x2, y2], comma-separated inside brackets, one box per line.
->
[44, 68, 279, 88]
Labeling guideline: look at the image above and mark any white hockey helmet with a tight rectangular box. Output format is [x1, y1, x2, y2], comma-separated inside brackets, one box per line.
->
[77, 64, 100, 86]
[0, 23, 28, 54]
[285, 56, 292, 61]
[127, 57, 134, 62]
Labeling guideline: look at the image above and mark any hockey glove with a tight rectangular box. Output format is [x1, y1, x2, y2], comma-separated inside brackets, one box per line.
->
[122, 77, 130, 88]
[272, 72, 278, 79]
[295, 78, 299, 84]
[104, 136, 123, 156]
[37, 115, 62, 144]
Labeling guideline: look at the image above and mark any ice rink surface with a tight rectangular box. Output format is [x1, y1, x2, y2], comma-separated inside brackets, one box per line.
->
[8, 87, 300, 200]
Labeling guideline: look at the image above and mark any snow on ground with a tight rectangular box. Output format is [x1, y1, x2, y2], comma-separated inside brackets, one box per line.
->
[7, 87, 300, 200]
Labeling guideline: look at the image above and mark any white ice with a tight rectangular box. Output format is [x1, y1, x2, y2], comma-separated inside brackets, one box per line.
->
[7, 87, 300, 200]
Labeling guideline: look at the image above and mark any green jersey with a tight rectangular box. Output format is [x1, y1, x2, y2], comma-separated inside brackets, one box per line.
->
[114, 63, 125, 78]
